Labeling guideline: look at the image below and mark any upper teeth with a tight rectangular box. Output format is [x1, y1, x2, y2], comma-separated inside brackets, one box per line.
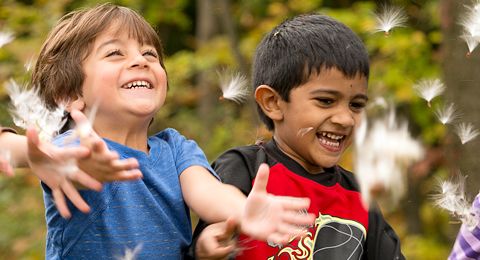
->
[321, 132, 343, 140]
[125, 80, 151, 89]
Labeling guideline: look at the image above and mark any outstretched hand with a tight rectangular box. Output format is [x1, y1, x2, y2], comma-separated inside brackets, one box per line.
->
[240, 163, 315, 245]
[70, 109, 142, 183]
[27, 127, 102, 218]
[196, 218, 238, 260]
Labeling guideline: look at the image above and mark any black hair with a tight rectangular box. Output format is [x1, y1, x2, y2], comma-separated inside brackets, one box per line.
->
[253, 14, 369, 130]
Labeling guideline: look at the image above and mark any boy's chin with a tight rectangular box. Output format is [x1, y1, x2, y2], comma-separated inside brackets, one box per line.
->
[316, 157, 341, 169]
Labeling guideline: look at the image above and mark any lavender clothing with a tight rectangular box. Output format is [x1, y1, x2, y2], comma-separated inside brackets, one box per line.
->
[449, 195, 480, 260]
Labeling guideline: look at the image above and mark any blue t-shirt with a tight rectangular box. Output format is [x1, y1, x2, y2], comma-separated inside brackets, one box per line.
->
[42, 128, 216, 259]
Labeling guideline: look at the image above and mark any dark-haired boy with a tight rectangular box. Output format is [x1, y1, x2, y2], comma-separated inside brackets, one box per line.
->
[191, 14, 404, 259]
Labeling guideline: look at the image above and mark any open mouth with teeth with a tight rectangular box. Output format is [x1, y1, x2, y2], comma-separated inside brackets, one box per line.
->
[317, 131, 345, 150]
[122, 80, 152, 89]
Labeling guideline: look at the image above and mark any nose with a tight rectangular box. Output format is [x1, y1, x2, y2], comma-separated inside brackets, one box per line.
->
[129, 52, 149, 69]
[330, 106, 355, 127]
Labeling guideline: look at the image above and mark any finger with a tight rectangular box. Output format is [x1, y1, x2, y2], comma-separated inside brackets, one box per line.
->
[111, 158, 140, 171]
[200, 234, 236, 260]
[26, 127, 43, 156]
[251, 163, 269, 194]
[275, 222, 309, 240]
[83, 149, 118, 166]
[70, 109, 89, 125]
[52, 189, 71, 219]
[54, 146, 90, 161]
[62, 180, 90, 213]
[71, 109, 93, 139]
[266, 233, 290, 246]
[91, 138, 112, 155]
[5, 165, 14, 176]
[0, 162, 14, 177]
[69, 170, 103, 191]
[275, 196, 311, 211]
[103, 169, 143, 182]
[218, 217, 238, 240]
[281, 211, 315, 227]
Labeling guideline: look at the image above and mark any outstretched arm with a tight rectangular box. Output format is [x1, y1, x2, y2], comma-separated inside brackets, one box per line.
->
[1, 111, 142, 218]
[180, 163, 314, 245]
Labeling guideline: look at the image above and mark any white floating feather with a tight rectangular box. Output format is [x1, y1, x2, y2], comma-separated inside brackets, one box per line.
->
[459, 2, 480, 55]
[455, 122, 479, 144]
[354, 108, 424, 208]
[373, 5, 408, 35]
[0, 30, 14, 48]
[116, 244, 142, 260]
[218, 71, 250, 104]
[461, 34, 480, 55]
[434, 175, 469, 212]
[433, 174, 479, 230]
[435, 103, 460, 125]
[5, 79, 66, 142]
[413, 78, 445, 107]
[24, 56, 35, 72]
[367, 97, 388, 110]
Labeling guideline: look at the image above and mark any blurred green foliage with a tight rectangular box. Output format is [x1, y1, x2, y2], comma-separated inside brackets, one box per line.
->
[0, 0, 458, 258]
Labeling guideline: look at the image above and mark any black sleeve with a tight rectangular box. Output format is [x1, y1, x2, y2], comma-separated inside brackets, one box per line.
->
[185, 146, 261, 259]
[364, 206, 405, 260]
[210, 148, 257, 195]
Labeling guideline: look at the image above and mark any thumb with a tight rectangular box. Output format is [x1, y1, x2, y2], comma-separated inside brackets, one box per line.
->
[26, 127, 41, 155]
[251, 163, 270, 194]
[71, 109, 93, 139]
[70, 109, 89, 126]
[220, 217, 239, 239]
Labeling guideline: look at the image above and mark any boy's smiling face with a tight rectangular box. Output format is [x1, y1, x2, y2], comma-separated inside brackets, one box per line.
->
[77, 22, 167, 127]
[271, 68, 368, 173]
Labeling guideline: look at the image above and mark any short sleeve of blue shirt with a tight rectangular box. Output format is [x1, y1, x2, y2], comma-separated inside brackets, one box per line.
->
[155, 128, 218, 178]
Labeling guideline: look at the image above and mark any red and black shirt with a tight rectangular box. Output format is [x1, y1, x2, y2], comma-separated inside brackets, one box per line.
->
[190, 140, 404, 260]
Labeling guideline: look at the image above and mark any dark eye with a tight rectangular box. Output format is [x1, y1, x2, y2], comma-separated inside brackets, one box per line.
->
[315, 97, 334, 106]
[350, 101, 366, 111]
[106, 49, 122, 57]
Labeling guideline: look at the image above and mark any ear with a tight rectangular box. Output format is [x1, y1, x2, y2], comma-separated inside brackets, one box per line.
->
[66, 97, 85, 113]
[255, 85, 284, 121]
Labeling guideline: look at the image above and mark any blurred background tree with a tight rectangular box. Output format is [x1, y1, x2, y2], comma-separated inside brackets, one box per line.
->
[1, 0, 478, 259]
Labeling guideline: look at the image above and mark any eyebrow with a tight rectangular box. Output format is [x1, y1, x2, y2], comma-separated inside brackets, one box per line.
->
[96, 39, 121, 54]
[310, 89, 369, 101]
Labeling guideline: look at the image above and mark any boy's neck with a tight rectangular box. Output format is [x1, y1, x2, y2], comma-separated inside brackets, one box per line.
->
[272, 136, 325, 174]
[93, 118, 150, 153]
